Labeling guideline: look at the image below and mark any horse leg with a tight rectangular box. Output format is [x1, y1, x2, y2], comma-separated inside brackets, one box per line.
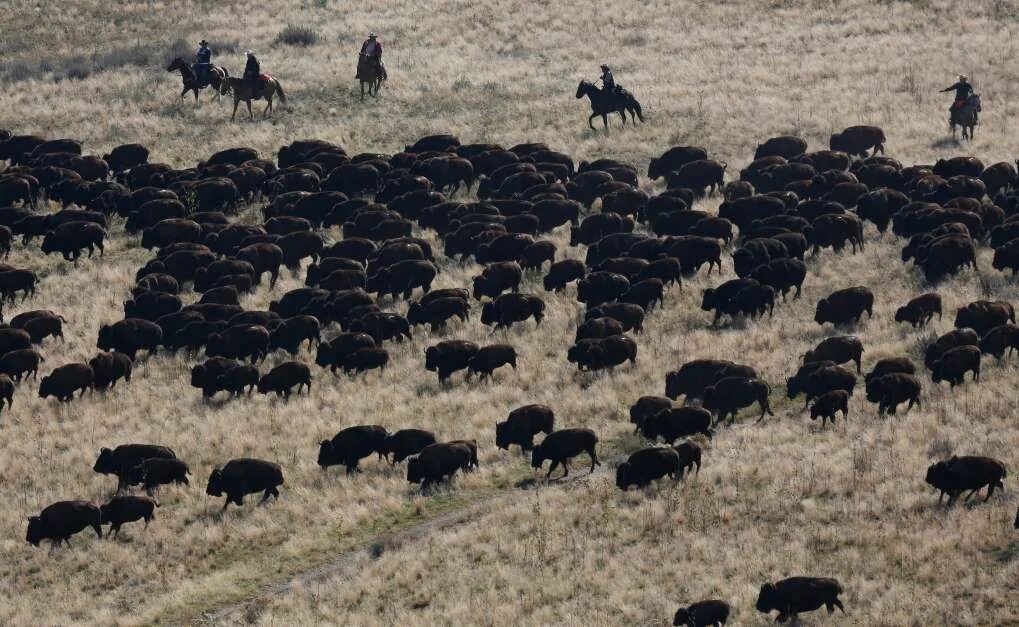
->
[231, 98, 239, 121]
[602, 114, 608, 129]
[618, 109, 627, 125]
[588, 113, 597, 130]
[247, 99, 253, 120]
[264, 95, 272, 117]
[180, 88, 188, 104]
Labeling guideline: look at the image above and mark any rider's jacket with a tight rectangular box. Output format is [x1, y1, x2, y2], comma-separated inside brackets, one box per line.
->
[942, 81, 973, 102]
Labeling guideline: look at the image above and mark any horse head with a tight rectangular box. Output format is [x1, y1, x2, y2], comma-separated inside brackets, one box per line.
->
[166, 57, 185, 72]
[576, 80, 594, 99]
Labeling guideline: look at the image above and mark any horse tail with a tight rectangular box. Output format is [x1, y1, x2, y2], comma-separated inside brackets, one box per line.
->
[275, 80, 287, 103]
[632, 98, 644, 122]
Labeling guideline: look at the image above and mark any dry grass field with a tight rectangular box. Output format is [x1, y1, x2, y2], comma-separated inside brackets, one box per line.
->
[1, 0, 1018, 624]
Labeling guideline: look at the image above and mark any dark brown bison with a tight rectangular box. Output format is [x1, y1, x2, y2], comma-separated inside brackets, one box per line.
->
[755, 135, 807, 160]
[648, 145, 708, 180]
[809, 389, 849, 426]
[317, 425, 388, 474]
[865, 372, 921, 415]
[38, 362, 93, 401]
[756, 577, 845, 623]
[425, 340, 480, 381]
[26, 501, 102, 547]
[468, 344, 517, 379]
[815, 286, 873, 326]
[926, 455, 1007, 504]
[496, 404, 555, 452]
[666, 159, 727, 195]
[257, 360, 312, 397]
[639, 406, 713, 442]
[673, 599, 730, 627]
[895, 293, 942, 328]
[206, 458, 284, 509]
[665, 359, 757, 401]
[954, 300, 1015, 336]
[829, 125, 885, 157]
[481, 293, 545, 329]
[929, 345, 981, 387]
[615, 447, 681, 490]
[531, 428, 600, 478]
[566, 335, 637, 371]
[979, 323, 1019, 359]
[125, 457, 190, 495]
[406, 440, 476, 490]
[864, 357, 915, 383]
[379, 429, 437, 464]
[89, 351, 133, 390]
[407, 297, 470, 331]
[100, 495, 158, 537]
[803, 336, 864, 373]
[703, 377, 773, 423]
[925, 328, 980, 369]
[629, 396, 673, 432]
[41, 221, 106, 260]
[0, 347, 44, 381]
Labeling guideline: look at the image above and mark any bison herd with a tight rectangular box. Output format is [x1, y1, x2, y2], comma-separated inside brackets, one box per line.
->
[3, 125, 1016, 622]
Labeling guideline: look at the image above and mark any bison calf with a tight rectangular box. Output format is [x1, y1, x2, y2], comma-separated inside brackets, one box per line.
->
[673, 599, 730, 626]
[100, 495, 158, 537]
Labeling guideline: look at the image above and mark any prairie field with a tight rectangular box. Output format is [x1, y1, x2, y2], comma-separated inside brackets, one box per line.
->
[0, 0, 1018, 625]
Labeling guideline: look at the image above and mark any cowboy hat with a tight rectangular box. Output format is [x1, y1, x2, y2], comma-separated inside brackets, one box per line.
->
[245, 50, 254, 57]
[600, 64, 610, 70]
[369, 32, 376, 38]
[199, 40, 208, 46]
[959, 75, 968, 82]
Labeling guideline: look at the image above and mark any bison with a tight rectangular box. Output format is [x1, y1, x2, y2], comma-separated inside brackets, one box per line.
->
[531, 428, 600, 479]
[756, 577, 845, 623]
[206, 458, 284, 510]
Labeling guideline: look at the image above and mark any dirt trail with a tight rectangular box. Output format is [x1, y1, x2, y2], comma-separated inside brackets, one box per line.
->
[197, 465, 610, 624]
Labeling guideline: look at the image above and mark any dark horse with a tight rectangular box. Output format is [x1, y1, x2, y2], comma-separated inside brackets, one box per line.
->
[576, 80, 644, 130]
[166, 57, 229, 103]
[357, 54, 385, 102]
[950, 94, 980, 141]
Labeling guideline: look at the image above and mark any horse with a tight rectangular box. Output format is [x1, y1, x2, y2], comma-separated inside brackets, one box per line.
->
[166, 57, 229, 103]
[222, 75, 287, 120]
[950, 94, 979, 140]
[357, 54, 385, 102]
[575, 80, 644, 130]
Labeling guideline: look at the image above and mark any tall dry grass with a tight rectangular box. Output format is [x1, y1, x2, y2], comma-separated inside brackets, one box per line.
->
[0, 0, 1016, 624]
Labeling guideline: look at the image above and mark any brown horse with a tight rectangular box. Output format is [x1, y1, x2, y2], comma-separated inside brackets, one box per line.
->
[166, 57, 229, 103]
[950, 95, 979, 140]
[222, 76, 287, 120]
[357, 55, 385, 102]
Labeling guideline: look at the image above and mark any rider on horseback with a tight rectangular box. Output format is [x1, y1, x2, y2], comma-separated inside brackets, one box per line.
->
[359, 32, 387, 80]
[941, 75, 977, 125]
[600, 64, 616, 92]
[244, 51, 261, 97]
[194, 40, 212, 86]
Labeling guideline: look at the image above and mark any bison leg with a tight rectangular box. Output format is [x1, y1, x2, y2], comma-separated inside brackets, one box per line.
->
[545, 460, 558, 479]
[587, 448, 600, 473]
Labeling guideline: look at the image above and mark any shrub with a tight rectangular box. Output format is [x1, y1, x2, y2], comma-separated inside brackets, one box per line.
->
[276, 24, 319, 47]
